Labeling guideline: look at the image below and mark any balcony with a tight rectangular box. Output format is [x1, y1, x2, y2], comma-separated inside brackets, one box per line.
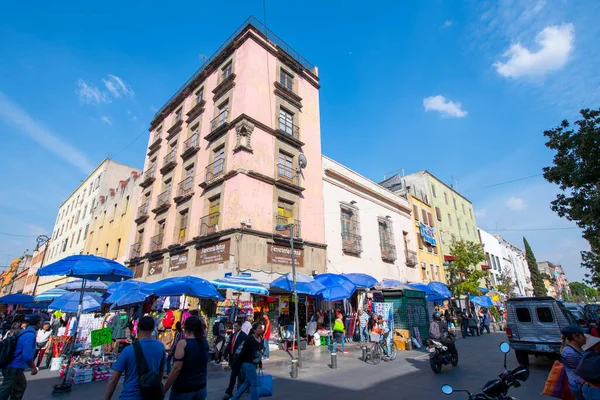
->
[342, 233, 362, 255]
[148, 134, 162, 155]
[186, 99, 206, 124]
[200, 158, 225, 188]
[275, 163, 303, 193]
[130, 242, 142, 259]
[275, 215, 301, 238]
[380, 243, 397, 262]
[151, 190, 171, 214]
[199, 212, 220, 237]
[208, 109, 229, 137]
[405, 249, 418, 266]
[150, 234, 164, 252]
[139, 167, 156, 188]
[277, 117, 300, 140]
[174, 177, 194, 204]
[166, 119, 183, 139]
[181, 133, 200, 160]
[134, 203, 149, 224]
[160, 149, 177, 174]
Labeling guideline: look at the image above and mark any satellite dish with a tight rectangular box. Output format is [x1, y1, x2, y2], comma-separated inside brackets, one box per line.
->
[298, 154, 308, 169]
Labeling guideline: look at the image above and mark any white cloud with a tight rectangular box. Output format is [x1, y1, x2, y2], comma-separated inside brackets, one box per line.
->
[0, 91, 94, 174]
[506, 196, 527, 211]
[423, 95, 468, 118]
[127, 110, 137, 121]
[475, 209, 487, 217]
[103, 75, 134, 98]
[442, 20, 453, 28]
[100, 116, 112, 125]
[493, 23, 575, 79]
[76, 79, 109, 104]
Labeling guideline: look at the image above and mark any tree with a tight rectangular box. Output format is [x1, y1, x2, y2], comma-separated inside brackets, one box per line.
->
[523, 237, 547, 296]
[497, 265, 516, 297]
[446, 240, 487, 298]
[543, 108, 600, 286]
[569, 281, 599, 302]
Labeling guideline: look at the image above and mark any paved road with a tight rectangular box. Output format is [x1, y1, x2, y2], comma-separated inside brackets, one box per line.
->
[22, 332, 552, 399]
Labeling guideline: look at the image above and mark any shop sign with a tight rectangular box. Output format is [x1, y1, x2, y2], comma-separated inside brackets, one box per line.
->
[90, 327, 112, 348]
[148, 259, 163, 276]
[196, 239, 230, 266]
[419, 222, 437, 246]
[170, 251, 188, 272]
[267, 244, 304, 267]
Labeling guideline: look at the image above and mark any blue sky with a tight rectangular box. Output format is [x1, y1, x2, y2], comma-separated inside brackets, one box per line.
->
[1, 1, 598, 282]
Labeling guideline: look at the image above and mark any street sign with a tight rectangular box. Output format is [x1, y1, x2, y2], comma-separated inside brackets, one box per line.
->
[90, 327, 112, 348]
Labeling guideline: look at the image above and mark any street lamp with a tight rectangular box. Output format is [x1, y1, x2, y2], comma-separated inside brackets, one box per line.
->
[275, 222, 301, 375]
[31, 235, 50, 297]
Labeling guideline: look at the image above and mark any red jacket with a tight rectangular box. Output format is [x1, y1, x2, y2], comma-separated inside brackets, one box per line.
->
[263, 319, 271, 339]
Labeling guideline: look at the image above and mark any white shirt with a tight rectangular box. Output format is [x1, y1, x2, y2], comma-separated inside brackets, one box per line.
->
[241, 321, 252, 335]
[36, 329, 52, 345]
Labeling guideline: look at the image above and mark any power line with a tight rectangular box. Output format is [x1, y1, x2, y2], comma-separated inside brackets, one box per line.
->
[0, 231, 39, 238]
[464, 173, 543, 192]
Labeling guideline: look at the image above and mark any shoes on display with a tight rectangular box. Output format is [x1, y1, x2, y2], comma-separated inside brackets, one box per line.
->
[343, 350, 349, 354]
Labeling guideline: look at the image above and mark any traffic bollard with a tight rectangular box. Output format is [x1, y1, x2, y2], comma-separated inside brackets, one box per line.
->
[291, 359, 298, 378]
[331, 352, 337, 369]
[361, 346, 367, 361]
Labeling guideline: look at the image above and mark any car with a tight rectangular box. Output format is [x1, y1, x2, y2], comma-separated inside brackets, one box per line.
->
[505, 296, 578, 366]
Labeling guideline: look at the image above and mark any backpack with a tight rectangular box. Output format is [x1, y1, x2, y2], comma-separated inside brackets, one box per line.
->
[132, 341, 164, 400]
[162, 311, 174, 329]
[212, 321, 221, 337]
[429, 321, 442, 340]
[0, 330, 34, 368]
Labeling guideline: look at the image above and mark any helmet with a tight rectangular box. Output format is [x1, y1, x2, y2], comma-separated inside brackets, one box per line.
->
[433, 312, 442, 321]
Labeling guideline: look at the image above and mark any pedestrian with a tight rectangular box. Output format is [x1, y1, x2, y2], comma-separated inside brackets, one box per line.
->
[479, 309, 491, 334]
[575, 352, 600, 399]
[223, 322, 247, 400]
[212, 318, 227, 365]
[332, 312, 348, 354]
[104, 316, 166, 400]
[165, 322, 185, 378]
[377, 315, 391, 358]
[241, 318, 252, 336]
[262, 315, 271, 361]
[356, 310, 369, 344]
[230, 322, 265, 400]
[460, 308, 469, 338]
[164, 316, 209, 400]
[0, 315, 41, 400]
[561, 324, 587, 400]
[468, 314, 479, 337]
[34, 322, 52, 368]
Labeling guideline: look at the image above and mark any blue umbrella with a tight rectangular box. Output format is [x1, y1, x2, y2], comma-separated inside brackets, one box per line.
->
[470, 295, 493, 308]
[144, 276, 223, 300]
[34, 289, 69, 302]
[479, 287, 490, 294]
[314, 274, 357, 301]
[37, 254, 133, 282]
[341, 273, 378, 289]
[408, 283, 433, 294]
[380, 279, 403, 288]
[109, 290, 151, 309]
[270, 273, 326, 296]
[106, 280, 147, 295]
[428, 281, 452, 298]
[104, 281, 149, 304]
[211, 275, 269, 296]
[0, 294, 35, 305]
[57, 279, 108, 292]
[49, 292, 103, 313]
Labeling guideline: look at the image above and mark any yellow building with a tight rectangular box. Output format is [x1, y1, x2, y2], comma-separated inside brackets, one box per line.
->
[83, 173, 141, 263]
[409, 193, 445, 283]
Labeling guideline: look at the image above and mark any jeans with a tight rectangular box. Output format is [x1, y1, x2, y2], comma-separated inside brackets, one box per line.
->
[166, 353, 174, 374]
[263, 339, 269, 359]
[570, 383, 585, 400]
[480, 325, 490, 334]
[169, 387, 207, 400]
[359, 326, 368, 343]
[583, 384, 600, 400]
[461, 320, 468, 338]
[331, 332, 346, 352]
[232, 363, 258, 400]
[0, 368, 27, 400]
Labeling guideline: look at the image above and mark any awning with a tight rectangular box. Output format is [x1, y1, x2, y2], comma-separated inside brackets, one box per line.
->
[444, 255, 456, 262]
[211, 275, 269, 296]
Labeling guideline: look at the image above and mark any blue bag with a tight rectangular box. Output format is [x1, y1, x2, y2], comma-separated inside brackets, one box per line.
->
[258, 370, 273, 397]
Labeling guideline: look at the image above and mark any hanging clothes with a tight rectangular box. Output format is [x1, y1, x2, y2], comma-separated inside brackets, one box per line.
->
[111, 313, 128, 340]
[169, 296, 181, 309]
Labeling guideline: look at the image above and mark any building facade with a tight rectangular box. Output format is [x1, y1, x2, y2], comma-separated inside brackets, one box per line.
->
[83, 171, 142, 264]
[495, 235, 533, 297]
[408, 192, 445, 283]
[478, 228, 503, 289]
[23, 242, 48, 295]
[538, 261, 570, 299]
[1, 254, 32, 295]
[37, 159, 140, 293]
[127, 18, 326, 284]
[322, 156, 420, 283]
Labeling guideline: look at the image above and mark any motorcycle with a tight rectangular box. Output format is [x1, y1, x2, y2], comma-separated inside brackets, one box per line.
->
[440, 342, 530, 399]
[428, 331, 458, 373]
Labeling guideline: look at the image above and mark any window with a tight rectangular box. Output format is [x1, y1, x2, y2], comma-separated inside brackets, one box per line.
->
[378, 220, 395, 261]
[340, 206, 361, 254]
[413, 205, 419, 221]
[462, 203, 465, 214]
[280, 69, 293, 91]
[277, 199, 293, 222]
[435, 207, 442, 221]
[217, 101, 229, 126]
[95, 173, 102, 189]
[469, 208, 473, 219]
[70, 234, 75, 248]
[83, 224, 89, 240]
[115, 238, 121, 259]
[278, 152, 293, 180]
[221, 62, 233, 81]
[82, 205, 87, 219]
[175, 107, 183, 121]
[516, 308, 532, 323]
[195, 87, 204, 104]
[209, 196, 220, 220]
[279, 108, 294, 135]
[105, 243, 109, 257]
[444, 192, 448, 205]
[457, 218, 461, 231]
[91, 198, 96, 210]
[178, 210, 189, 243]
[76, 229, 82, 244]
[125, 196, 130, 211]
[63, 239, 68, 252]
[431, 184, 436, 198]
[427, 212, 434, 227]
[537, 307, 554, 323]
[421, 209, 428, 224]
[453, 197, 457, 210]
[213, 147, 225, 175]
[465, 222, 469, 234]
[448, 214, 452, 226]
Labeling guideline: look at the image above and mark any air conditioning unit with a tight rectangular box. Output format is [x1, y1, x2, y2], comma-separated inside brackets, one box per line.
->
[132, 171, 140, 179]
[120, 180, 127, 188]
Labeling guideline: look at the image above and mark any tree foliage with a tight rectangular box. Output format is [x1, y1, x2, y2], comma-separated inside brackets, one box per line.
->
[497, 266, 516, 298]
[543, 109, 600, 287]
[569, 281, 599, 302]
[447, 240, 487, 297]
[523, 237, 547, 296]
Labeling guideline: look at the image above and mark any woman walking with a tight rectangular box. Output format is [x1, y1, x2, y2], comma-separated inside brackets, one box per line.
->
[231, 322, 265, 400]
[164, 316, 209, 400]
[560, 324, 587, 400]
[165, 322, 185, 378]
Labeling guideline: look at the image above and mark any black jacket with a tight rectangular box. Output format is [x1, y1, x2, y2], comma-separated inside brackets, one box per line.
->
[227, 331, 248, 358]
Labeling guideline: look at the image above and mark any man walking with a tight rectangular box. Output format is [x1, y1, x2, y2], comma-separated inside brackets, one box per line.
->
[223, 322, 247, 400]
[356, 310, 369, 344]
[104, 316, 165, 400]
[0, 315, 41, 400]
[262, 315, 271, 361]
[460, 309, 469, 338]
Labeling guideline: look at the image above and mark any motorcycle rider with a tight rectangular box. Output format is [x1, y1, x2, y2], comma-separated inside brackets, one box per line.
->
[429, 311, 457, 356]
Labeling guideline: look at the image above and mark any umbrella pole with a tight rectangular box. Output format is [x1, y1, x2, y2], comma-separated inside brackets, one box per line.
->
[54, 279, 86, 393]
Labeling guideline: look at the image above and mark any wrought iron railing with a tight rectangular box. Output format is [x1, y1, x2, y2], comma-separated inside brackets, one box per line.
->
[163, 149, 177, 166]
[199, 212, 220, 236]
[210, 109, 229, 131]
[136, 203, 149, 219]
[206, 158, 225, 182]
[143, 166, 156, 181]
[130, 243, 142, 258]
[277, 164, 299, 186]
[380, 243, 396, 261]
[405, 249, 418, 266]
[177, 177, 194, 198]
[183, 133, 199, 152]
[150, 234, 164, 252]
[278, 117, 299, 139]
[275, 215, 301, 238]
[342, 233, 362, 254]
[155, 190, 170, 209]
